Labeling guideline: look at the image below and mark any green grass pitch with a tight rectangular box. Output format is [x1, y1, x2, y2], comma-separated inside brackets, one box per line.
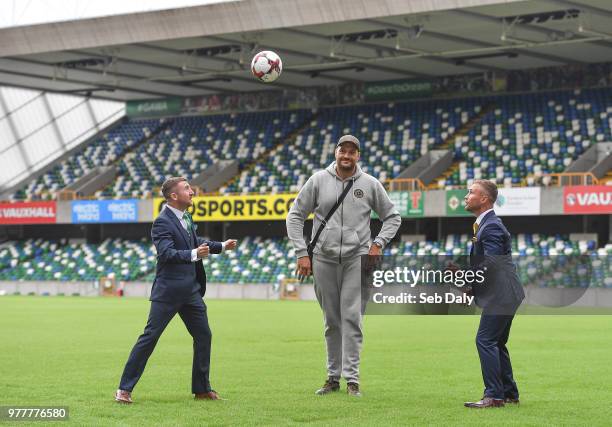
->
[1, 296, 611, 426]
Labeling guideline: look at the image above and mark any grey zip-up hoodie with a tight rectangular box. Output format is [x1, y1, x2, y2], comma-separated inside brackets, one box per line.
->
[286, 162, 401, 262]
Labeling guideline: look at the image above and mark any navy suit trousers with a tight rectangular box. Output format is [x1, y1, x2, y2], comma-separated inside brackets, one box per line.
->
[119, 293, 212, 394]
[476, 306, 520, 400]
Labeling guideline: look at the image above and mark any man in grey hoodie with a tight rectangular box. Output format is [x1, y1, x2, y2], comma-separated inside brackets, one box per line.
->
[286, 134, 401, 397]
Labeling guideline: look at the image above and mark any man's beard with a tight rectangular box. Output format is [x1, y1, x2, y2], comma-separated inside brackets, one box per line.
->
[337, 160, 355, 172]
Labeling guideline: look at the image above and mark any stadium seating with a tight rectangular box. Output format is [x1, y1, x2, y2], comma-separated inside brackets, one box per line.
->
[9, 87, 612, 200]
[13, 119, 165, 200]
[1, 235, 608, 288]
[141, 236, 297, 284]
[439, 88, 612, 188]
[0, 239, 56, 271]
[385, 233, 598, 257]
[99, 110, 308, 199]
[220, 99, 483, 194]
[220, 88, 612, 193]
[0, 238, 155, 282]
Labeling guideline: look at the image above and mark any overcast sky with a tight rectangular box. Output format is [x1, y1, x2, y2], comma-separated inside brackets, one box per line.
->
[0, 0, 237, 29]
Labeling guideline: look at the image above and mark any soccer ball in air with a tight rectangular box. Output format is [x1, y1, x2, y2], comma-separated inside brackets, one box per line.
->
[251, 51, 282, 83]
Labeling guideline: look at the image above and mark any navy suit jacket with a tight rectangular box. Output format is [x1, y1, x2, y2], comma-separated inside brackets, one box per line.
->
[150, 207, 222, 302]
[470, 210, 525, 310]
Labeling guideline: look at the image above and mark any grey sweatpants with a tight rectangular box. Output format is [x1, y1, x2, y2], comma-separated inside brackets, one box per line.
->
[312, 253, 364, 384]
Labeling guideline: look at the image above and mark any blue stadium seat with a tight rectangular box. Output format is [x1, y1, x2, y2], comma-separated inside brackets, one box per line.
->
[0, 235, 607, 288]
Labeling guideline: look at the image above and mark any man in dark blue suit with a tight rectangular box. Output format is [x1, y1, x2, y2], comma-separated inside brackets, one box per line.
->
[463, 180, 525, 409]
[115, 177, 237, 404]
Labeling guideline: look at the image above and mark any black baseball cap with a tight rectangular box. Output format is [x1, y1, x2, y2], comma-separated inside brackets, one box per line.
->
[336, 134, 360, 151]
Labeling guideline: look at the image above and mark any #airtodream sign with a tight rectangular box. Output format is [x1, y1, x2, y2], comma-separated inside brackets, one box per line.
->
[364, 79, 433, 102]
[563, 185, 612, 214]
[0, 201, 57, 224]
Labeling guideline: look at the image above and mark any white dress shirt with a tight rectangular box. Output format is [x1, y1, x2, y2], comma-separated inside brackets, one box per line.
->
[475, 208, 495, 227]
[164, 204, 224, 261]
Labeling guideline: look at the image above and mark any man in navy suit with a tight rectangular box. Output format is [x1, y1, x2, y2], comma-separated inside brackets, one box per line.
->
[115, 177, 237, 403]
[463, 179, 525, 409]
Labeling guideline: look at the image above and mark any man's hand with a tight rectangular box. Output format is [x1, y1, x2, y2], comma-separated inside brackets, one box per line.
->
[224, 239, 237, 250]
[197, 244, 209, 259]
[296, 256, 312, 278]
[365, 243, 382, 271]
[368, 243, 382, 257]
[445, 261, 460, 273]
[445, 261, 473, 295]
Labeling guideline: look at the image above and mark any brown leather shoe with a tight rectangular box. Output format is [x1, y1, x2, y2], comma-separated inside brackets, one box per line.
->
[464, 397, 505, 408]
[347, 382, 362, 397]
[315, 378, 340, 395]
[115, 389, 132, 404]
[505, 397, 520, 404]
[194, 390, 221, 400]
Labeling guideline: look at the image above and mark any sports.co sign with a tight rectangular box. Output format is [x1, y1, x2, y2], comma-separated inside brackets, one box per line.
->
[0, 201, 56, 224]
[564, 186, 612, 214]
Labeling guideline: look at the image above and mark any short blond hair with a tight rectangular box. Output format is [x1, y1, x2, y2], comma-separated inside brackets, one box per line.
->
[161, 176, 187, 199]
[473, 179, 498, 203]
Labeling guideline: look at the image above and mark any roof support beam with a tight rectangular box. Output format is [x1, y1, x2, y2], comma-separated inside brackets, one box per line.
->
[41, 93, 68, 154]
[0, 65, 175, 98]
[84, 97, 101, 134]
[0, 81, 138, 102]
[366, 17, 581, 65]
[204, 35, 361, 83]
[0, 90, 32, 172]
[67, 50, 234, 93]
[3, 57, 212, 97]
[283, 27, 504, 73]
[132, 43, 320, 89]
[453, 9, 612, 52]
[280, 28, 434, 77]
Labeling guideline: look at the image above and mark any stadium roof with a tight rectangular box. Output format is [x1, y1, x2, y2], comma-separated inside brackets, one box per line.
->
[0, 0, 611, 101]
[0, 1, 233, 29]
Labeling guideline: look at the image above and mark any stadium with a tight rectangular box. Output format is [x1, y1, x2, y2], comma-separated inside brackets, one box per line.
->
[0, 0, 611, 424]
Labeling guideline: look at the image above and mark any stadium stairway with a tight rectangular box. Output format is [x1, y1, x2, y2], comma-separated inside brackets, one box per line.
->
[219, 111, 320, 193]
[12, 119, 168, 200]
[10, 87, 612, 199]
[110, 119, 175, 170]
[437, 88, 612, 189]
[426, 103, 496, 190]
[60, 119, 176, 198]
[99, 110, 311, 199]
[221, 98, 485, 194]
